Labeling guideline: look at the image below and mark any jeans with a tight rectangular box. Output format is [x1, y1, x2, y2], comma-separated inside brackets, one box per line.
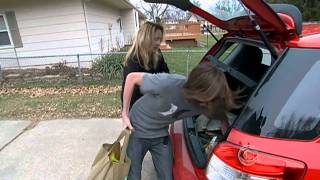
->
[127, 135, 173, 180]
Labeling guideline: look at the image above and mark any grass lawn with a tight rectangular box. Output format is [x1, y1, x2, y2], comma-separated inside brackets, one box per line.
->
[199, 33, 220, 49]
[0, 86, 121, 120]
[1, 35, 220, 120]
[2, 79, 121, 89]
[163, 50, 206, 75]
[163, 34, 223, 75]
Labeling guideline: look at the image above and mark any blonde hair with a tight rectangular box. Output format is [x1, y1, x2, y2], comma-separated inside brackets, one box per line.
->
[183, 63, 240, 113]
[124, 21, 164, 70]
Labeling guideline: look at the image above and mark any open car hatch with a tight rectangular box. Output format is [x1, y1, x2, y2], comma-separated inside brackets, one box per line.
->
[144, 0, 301, 37]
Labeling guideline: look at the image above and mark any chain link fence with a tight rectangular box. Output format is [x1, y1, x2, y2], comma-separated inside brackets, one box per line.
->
[0, 50, 206, 85]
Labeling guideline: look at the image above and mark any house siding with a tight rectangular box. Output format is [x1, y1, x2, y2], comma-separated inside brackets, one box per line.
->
[85, 1, 124, 53]
[120, 9, 138, 45]
[0, 0, 90, 67]
[0, 0, 143, 68]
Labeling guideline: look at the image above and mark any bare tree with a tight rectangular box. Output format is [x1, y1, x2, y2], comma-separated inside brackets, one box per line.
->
[162, 6, 191, 23]
[140, 0, 169, 22]
[215, 0, 242, 14]
[157, 0, 201, 23]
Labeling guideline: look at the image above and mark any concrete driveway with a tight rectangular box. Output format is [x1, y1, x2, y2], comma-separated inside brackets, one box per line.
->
[0, 119, 156, 180]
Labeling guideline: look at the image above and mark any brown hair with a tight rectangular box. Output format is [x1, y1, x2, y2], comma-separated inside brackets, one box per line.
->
[124, 21, 164, 70]
[183, 63, 239, 113]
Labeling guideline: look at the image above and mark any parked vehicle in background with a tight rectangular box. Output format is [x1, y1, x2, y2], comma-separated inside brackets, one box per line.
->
[144, 0, 320, 179]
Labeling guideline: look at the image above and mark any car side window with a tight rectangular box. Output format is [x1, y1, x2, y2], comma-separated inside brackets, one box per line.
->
[218, 43, 239, 62]
[214, 43, 272, 107]
[218, 43, 272, 83]
[272, 61, 320, 138]
[261, 48, 272, 66]
[235, 48, 320, 140]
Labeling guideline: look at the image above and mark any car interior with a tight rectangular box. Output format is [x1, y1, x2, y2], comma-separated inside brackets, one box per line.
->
[183, 40, 274, 168]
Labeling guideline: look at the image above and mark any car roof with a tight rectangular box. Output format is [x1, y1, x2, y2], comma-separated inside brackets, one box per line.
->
[302, 24, 320, 36]
[288, 33, 320, 48]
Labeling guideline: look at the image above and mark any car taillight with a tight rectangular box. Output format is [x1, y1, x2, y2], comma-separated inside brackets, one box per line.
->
[206, 142, 306, 180]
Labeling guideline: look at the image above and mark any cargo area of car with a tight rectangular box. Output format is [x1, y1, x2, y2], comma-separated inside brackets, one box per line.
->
[183, 40, 274, 168]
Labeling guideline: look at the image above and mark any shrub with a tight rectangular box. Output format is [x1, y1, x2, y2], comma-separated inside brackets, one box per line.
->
[92, 53, 125, 80]
[51, 60, 77, 77]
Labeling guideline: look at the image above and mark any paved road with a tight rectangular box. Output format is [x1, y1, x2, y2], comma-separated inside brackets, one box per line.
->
[0, 119, 156, 180]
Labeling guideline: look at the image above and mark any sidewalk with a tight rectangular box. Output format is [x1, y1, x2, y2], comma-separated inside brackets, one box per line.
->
[0, 119, 156, 180]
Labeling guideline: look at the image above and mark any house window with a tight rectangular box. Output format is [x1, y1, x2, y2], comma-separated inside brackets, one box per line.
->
[0, 11, 22, 48]
[0, 15, 11, 46]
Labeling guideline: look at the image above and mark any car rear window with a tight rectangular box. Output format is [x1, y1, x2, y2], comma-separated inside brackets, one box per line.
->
[192, 0, 249, 21]
[234, 48, 320, 140]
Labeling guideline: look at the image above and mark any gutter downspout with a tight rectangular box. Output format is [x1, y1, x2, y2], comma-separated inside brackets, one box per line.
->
[82, 0, 92, 55]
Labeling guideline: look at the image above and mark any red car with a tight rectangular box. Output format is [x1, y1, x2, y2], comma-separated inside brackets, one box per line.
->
[144, 0, 320, 179]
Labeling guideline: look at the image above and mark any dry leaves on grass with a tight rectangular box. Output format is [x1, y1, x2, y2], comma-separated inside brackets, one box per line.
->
[0, 86, 121, 97]
[0, 85, 122, 120]
[17, 106, 121, 120]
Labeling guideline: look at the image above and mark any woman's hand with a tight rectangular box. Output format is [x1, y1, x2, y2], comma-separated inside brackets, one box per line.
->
[122, 112, 134, 130]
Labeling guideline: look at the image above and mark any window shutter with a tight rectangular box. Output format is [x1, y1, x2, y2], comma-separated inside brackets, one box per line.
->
[5, 11, 23, 48]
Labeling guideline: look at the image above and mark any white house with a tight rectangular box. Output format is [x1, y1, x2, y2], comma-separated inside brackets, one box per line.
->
[0, 0, 146, 68]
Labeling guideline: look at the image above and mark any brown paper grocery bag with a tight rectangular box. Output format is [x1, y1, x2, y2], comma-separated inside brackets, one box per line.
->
[88, 129, 131, 180]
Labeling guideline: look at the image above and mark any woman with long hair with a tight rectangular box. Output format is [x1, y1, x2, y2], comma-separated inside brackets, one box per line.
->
[121, 21, 169, 108]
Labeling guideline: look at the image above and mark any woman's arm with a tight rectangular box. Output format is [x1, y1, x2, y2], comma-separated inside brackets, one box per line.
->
[121, 58, 143, 107]
[122, 72, 145, 130]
